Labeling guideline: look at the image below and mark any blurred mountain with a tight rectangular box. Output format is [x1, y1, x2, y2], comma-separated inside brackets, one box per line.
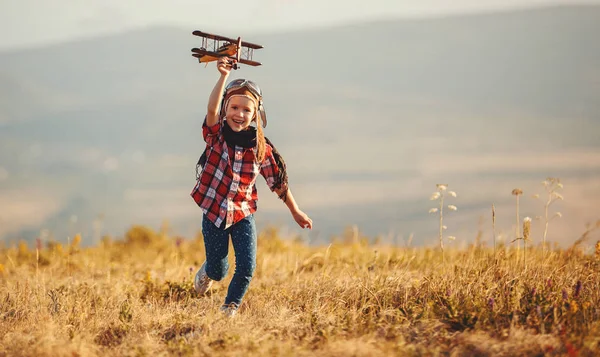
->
[1, 4, 599, 246]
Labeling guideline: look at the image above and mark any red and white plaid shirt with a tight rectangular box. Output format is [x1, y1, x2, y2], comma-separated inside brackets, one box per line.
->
[191, 118, 283, 229]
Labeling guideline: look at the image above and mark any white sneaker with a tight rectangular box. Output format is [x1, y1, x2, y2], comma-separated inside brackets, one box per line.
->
[220, 303, 238, 317]
[194, 262, 213, 295]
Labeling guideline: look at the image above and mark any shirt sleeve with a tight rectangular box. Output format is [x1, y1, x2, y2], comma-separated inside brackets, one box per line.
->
[260, 143, 285, 192]
[202, 116, 221, 146]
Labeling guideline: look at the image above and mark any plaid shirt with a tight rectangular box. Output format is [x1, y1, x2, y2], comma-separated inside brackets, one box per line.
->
[191, 118, 283, 229]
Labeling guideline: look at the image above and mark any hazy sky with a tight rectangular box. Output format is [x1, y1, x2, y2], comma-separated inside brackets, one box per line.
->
[0, 0, 598, 49]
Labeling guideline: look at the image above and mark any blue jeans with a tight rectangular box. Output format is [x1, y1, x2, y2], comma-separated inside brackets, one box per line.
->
[202, 214, 257, 306]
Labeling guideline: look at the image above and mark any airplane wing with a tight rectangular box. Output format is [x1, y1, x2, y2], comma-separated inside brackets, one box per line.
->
[193, 30, 263, 49]
[191, 48, 231, 59]
[240, 41, 263, 49]
[192, 30, 237, 43]
[238, 58, 262, 66]
[191, 48, 221, 55]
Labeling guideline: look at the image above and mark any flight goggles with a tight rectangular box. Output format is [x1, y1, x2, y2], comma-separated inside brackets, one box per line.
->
[222, 78, 267, 127]
[224, 79, 262, 99]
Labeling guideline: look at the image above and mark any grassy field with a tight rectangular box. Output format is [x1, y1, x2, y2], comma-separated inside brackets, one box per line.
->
[0, 222, 599, 357]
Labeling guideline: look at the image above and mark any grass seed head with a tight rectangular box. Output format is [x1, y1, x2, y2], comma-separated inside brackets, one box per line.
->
[523, 217, 531, 241]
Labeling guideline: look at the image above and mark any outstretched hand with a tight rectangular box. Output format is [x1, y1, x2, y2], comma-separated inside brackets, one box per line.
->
[292, 209, 313, 229]
[217, 57, 236, 75]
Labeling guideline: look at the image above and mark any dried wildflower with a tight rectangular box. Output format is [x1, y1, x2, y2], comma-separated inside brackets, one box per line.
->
[523, 217, 531, 241]
[574, 281, 582, 299]
[429, 184, 458, 263]
[72, 234, 82, 247]
[512, 189, 523, 253]
[536, 305, 542, 317]
[488, 297, 494, 309]
[18, 241, 30, 258]
[570, 301, 579, 313]
[492, 204, 497, 258]
[538, 178, 563, 254]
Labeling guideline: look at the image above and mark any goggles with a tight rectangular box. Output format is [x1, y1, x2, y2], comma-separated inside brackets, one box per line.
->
[225, 79, 262, 99]
[221, 78, 267, 128]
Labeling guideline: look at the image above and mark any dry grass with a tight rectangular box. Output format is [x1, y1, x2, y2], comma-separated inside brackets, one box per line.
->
[0, 225, 599, 357]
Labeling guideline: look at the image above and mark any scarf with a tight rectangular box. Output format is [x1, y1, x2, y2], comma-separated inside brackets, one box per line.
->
[222, 120, 257, 148]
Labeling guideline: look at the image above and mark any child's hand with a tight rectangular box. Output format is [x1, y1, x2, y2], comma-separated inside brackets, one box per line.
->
[217, 57, 236, 75]
[292, 209, 313, 229]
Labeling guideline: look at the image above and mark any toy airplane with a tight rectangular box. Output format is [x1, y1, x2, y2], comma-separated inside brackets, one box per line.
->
[191, 30, 263, 69]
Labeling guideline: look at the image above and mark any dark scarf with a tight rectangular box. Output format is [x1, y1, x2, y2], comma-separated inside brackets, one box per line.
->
[223, 121, 257, 148]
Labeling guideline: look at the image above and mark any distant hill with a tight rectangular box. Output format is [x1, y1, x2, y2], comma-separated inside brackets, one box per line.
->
[1, 5, 599, 246]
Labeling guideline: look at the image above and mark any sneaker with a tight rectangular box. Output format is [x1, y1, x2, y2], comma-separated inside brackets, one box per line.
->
[194, 262, 213, 295]
[220, 303, 239, 317]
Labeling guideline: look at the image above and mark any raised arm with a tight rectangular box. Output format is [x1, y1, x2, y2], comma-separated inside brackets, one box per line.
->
[206, 57, 236, 126]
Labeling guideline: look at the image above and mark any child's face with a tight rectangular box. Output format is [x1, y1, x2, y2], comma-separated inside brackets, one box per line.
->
[225, 96, 257, 132]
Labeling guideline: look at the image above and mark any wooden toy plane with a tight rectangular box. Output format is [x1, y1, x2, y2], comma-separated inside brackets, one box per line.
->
[191, 30, 263, 69]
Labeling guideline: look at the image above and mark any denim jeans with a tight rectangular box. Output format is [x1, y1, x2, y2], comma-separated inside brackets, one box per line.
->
[202, 213, 257, 306]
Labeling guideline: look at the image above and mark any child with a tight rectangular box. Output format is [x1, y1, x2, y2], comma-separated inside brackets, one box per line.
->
[191, 57, 313, 317]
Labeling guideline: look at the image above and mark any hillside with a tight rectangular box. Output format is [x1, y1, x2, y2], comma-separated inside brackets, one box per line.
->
[0, 4, 599, 245]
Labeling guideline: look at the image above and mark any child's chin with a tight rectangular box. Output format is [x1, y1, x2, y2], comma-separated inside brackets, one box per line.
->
[230, 123, 249, 131]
